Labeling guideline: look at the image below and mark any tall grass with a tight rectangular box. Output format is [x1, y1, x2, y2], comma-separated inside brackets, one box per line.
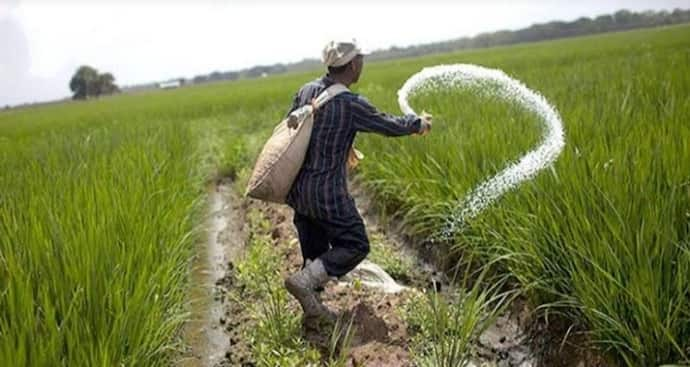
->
[0, 78, 293, 364]
[0, 121, 206, 365]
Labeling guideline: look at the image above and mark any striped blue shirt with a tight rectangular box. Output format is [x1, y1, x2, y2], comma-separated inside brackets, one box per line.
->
[286, 76, 422, 222]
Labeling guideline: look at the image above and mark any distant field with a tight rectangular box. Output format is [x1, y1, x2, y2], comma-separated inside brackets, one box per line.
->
[1, 24, 688, 366]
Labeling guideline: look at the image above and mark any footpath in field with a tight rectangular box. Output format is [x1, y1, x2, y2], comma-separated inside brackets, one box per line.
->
[199, 178, 605, 367]
[212, 186, 419, 365]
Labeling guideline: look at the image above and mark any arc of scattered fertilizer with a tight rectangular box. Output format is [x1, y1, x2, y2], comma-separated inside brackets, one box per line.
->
[397, 64, 566, 238]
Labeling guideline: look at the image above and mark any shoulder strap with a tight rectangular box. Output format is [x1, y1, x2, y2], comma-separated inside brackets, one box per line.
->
[313, 83, 349, 110]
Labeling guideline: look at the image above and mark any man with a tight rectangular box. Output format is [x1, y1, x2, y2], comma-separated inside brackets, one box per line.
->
[284, 40, 432, 321]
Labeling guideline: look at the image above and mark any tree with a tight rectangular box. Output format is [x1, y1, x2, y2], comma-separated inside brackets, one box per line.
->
[96, 72, 119, 95]
[69, 66, 119, 100]
[69, 66, 98, 100]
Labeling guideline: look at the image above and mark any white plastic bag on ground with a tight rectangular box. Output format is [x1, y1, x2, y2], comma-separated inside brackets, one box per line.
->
[340, 260, 407, 294]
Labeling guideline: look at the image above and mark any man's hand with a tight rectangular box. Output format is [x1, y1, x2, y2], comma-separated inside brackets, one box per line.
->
[286, 114, 299, 129]
[347, 146, 364, 171]
[418, 111, 433, 136]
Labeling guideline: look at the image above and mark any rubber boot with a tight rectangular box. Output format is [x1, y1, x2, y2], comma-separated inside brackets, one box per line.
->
[285, 258, 336, 321]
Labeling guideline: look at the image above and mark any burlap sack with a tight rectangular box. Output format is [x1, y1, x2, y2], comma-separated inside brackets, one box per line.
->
[246, 84, 349, 203]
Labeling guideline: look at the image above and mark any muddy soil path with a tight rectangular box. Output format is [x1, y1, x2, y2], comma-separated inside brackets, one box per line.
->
[215, 194, 420, 366]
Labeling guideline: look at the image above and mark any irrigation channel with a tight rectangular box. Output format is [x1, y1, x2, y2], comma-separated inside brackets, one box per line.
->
[180, 183, 244, 366]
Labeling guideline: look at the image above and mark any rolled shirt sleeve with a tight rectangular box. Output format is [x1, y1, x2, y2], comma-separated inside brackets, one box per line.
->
[351, 95, 422, 136]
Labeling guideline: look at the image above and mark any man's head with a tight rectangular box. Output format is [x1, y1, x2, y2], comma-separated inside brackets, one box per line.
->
[322, 40, 365, 85]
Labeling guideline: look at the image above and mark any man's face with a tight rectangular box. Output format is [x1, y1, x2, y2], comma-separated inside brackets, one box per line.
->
[351, 55, 364, 84]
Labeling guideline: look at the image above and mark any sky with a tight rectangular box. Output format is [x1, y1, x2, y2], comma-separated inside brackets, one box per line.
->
[1, 0, 687, 106]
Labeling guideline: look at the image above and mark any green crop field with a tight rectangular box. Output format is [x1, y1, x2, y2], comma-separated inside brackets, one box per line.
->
[1, 24, 688, 366]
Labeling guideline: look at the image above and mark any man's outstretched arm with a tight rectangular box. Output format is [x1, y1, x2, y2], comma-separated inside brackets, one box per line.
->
[351, 95, 429, 136]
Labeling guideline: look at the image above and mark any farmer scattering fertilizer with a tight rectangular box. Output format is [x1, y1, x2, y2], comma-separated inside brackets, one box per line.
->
[249, 39, 432, 323]
[247, 41, 566, 326]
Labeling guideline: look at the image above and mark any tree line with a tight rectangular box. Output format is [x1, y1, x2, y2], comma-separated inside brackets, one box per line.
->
[187, 8, 690, 85]
[367, 8, 690, 61]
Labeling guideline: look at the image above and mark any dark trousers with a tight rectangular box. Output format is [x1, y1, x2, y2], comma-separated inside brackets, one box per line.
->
[292, 211, 370, 277]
